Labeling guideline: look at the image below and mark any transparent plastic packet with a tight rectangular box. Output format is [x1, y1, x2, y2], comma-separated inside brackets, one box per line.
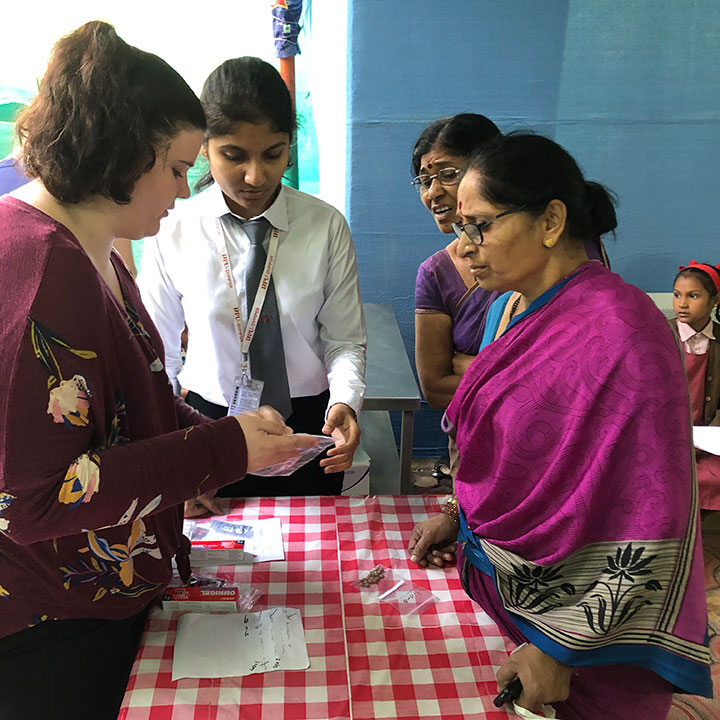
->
[187, 574, 228, 588]
[184, 519, 253, 542]
[351, 564, 437, 616]
[253, 435, 336, 476]
[237, 587, 263, 612]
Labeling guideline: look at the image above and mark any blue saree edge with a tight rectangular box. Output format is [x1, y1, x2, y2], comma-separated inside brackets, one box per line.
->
[458, 509, 713, 698]
[509, 608, 713, 699]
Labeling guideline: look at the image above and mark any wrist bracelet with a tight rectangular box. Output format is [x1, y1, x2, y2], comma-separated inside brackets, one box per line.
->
[441, 496, 460, 526]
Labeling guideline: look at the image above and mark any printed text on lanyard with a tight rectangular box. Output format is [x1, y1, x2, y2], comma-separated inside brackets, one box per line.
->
[215, 217, 280, 380]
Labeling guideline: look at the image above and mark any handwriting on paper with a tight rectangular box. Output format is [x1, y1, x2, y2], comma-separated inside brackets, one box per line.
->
[172, 607, 310, 681]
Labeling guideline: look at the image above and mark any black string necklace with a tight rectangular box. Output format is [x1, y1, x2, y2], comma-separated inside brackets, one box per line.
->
[508, 294, 522, 320]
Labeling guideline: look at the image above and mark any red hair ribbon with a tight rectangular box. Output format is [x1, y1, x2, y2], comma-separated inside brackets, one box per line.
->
[678, 260, 720, 294]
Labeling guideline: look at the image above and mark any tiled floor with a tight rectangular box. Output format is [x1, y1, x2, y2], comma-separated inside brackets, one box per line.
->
[409, 457, 453, 495]
[669, 521, 720, 719]
[410, 460, 720, 718]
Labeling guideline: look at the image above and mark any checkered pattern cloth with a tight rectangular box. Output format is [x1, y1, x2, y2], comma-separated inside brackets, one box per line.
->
[119, 496, 514, 720]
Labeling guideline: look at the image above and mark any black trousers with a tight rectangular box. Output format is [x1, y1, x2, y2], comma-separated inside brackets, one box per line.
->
[185, 389, 343, 496]
[0, 608, 149, 720]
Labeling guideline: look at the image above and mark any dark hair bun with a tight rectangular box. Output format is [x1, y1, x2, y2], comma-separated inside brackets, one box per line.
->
[585, 181, 617, 237]
[466, 133, 618, 244]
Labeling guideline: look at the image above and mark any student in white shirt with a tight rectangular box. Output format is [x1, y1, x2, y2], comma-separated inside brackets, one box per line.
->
[139, 57, 366, 511]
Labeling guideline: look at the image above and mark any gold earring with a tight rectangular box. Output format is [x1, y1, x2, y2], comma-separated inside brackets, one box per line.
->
[543, 237, 556, 248]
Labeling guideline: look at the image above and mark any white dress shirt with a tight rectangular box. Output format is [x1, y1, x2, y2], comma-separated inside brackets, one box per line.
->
[139, 182, 366, 414]
[677, 319, 715, 355]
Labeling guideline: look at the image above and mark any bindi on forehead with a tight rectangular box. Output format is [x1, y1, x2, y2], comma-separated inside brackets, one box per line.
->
[426, 161, 433, 170]
[458, 200, 462, 211]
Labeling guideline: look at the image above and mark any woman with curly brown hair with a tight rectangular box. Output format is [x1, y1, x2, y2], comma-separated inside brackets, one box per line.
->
[0, 21, 312, 719]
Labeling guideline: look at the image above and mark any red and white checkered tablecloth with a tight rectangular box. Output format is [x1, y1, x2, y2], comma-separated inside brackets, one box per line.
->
[119, 495, 514, 720]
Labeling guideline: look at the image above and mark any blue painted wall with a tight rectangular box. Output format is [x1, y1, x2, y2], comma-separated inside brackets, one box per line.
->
[347, 0, 720, 456]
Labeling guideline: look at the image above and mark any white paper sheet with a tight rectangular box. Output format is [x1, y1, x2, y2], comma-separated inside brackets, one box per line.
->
[693, 426, 720, 455]
[172, 607, 310, 681]
[185, 517, 285, 563]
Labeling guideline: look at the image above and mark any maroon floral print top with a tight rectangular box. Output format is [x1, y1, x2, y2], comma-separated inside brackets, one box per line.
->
[0, 196, 248, 638]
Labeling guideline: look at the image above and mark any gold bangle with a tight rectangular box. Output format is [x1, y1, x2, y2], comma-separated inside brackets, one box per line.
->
[441, 496, 460, 526]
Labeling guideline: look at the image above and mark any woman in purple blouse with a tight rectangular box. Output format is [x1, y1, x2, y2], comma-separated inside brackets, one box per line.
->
[413, 115, 502, 410]
[413, 118, 611, 412]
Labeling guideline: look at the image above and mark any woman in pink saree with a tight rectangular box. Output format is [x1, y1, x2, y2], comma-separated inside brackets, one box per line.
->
[408, 134, 711, 718]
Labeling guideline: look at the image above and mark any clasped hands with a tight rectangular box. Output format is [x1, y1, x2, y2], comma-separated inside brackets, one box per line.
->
[407, 513, 458, 568]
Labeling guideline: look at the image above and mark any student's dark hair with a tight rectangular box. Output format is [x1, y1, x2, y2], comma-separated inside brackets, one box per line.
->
[195, 57, 296, 192]
[466, 132, 618, 244]
[675, 266, 720, 322]
[411, 113, 501, 177]
[16, 21, 205, 205]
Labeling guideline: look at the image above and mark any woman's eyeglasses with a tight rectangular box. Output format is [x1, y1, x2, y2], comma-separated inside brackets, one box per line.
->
[452, 205, 528, 245]
[410, 167, 462, 192]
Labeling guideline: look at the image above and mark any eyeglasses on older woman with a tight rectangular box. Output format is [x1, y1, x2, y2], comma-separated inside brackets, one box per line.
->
[452, 205, 528, 245]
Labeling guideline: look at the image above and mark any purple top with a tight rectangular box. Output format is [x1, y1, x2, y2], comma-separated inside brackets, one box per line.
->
[415, 248, 498, 355]
[0, 157, 28, 196]
[586, 236, 610, 266]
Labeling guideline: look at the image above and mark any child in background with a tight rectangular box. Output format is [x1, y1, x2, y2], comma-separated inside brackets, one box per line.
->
[670, 260, 720, 510]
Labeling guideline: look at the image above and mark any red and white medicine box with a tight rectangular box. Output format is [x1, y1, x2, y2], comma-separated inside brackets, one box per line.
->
[161, 586, 239, 612]
[189, 538, 246, 566]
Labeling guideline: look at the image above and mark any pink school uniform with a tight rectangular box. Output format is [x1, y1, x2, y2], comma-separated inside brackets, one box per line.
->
[675, 318, 720, 509]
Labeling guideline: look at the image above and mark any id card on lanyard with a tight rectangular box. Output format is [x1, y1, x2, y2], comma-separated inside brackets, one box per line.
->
[215, 217, 280, 415]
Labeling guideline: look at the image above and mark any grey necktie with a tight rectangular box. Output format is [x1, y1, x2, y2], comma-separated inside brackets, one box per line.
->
[238, 216, 292, 419]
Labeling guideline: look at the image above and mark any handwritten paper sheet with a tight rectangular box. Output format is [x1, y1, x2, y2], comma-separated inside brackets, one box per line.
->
[172, 607, 309, 681]
[693, 426, 720, 455]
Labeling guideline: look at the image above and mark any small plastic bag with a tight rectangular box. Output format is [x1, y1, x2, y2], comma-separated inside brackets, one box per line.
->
[378, 580, 437, 615]
[353, 564, 437, 616]
[237, 586, 263, 612]
[253, 435, 335, 476]
[187, 574, 227, 588]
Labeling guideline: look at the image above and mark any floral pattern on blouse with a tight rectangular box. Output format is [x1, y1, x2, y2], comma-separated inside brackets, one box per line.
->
[59, 454, 101, 506]
[62, 495, 163, 602]
[0, 493, 15, 532]
[25, 314, 166, 601]
[47, 375, 91, 427]
[56, 395, 130, 507]
[29, 317, 97, 391]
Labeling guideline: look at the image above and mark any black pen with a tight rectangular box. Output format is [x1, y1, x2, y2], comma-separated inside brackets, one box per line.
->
[493, 676, 523, 707]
